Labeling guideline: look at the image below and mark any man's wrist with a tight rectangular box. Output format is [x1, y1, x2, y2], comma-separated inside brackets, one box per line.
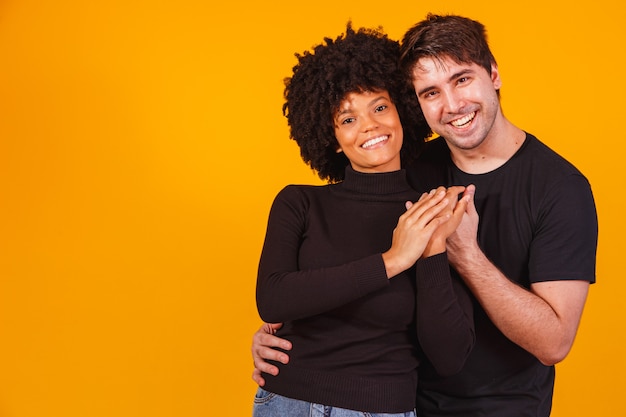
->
[450, 244, 485, 273]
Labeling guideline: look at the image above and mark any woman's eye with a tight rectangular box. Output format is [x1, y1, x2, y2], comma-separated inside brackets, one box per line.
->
[375, 104, 388, 112]
[341, 117, 355, 125]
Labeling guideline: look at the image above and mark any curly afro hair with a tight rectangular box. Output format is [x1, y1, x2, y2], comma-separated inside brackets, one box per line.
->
[283, 23, 431, 183]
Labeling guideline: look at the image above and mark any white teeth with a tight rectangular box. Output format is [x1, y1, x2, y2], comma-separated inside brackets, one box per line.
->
[362, 135, 388, 149]
[451, 112, 476, 127]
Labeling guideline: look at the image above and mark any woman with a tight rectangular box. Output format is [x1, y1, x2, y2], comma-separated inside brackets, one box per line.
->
[253, 24, 474, 417]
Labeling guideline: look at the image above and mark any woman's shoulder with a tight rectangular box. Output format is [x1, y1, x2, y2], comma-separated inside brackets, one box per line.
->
[273, 183, 332, 201]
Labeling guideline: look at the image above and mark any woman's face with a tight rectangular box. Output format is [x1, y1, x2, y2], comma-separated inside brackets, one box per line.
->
[333, 89, 403, 174]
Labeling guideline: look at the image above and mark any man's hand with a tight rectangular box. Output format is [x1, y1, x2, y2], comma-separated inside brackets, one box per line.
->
[446, 184, 480, 266]
[251, 323, 291, 386]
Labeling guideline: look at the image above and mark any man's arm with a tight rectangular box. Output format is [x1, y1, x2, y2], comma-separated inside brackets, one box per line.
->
[251, 323, 291, 386]
[446, 193, 590, 366]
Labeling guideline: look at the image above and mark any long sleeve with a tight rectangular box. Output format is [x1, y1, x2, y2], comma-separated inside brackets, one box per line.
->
[256, 170, 424, 413]
[415, 252, 475, 376]
[256, 185, 390, 323]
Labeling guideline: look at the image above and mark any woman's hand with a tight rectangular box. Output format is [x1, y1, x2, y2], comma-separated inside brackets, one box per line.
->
[382, 186, 454, 278]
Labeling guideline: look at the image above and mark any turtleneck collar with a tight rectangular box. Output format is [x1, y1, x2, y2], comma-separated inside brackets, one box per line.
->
[339, 166, 413, 196]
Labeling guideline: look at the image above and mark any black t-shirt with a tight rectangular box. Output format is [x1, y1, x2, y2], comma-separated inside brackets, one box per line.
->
[406, 133, 598, 417]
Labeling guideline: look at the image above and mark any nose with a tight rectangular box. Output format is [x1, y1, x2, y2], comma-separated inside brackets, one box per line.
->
[441, 89, 464, 114]
[361, 114, 379, 132]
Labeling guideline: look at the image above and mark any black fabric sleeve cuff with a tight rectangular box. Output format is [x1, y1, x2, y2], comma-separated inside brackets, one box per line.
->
[415, 252, 451, 289]
[353, 254, 390, 296]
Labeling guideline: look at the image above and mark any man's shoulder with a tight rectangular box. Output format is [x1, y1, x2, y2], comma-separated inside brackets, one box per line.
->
[520, 133, 587, 179]
[405, 137, 451, 190]
[421, 136, 450, 158]
[409, 137, 451, 169]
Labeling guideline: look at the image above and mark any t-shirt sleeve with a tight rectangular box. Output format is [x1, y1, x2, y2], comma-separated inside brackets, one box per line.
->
[529, 174, 598, 283]
[415, 252, 475, 376]
[256, 186, 390, 323]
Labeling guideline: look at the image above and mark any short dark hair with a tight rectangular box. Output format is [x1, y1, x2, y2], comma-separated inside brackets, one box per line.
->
[400, 14, 497, 82]
[283, 23, 431, 182]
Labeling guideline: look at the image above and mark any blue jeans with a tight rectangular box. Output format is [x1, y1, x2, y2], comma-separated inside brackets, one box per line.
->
[253, 388, 416, 417]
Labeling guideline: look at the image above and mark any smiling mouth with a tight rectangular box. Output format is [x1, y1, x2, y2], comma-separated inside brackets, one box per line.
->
[450, 112, 476, 127]
[362, 135, 389, 149]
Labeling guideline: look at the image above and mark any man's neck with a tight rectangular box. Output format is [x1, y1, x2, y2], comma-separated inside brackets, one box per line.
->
[449, 119, 526, 174]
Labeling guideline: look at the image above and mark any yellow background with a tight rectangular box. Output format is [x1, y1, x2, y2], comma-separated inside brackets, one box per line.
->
[0, 0, 623, 416]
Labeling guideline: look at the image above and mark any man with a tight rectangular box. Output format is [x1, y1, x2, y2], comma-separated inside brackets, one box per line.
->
[251, 14, 597, 416]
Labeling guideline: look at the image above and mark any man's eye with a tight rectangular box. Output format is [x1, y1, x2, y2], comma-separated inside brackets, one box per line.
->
[458, 77, 469, 84]
[341, 117, 355, 125]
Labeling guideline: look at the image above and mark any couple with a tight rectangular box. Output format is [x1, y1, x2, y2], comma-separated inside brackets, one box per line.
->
[252, 14, 597, 417]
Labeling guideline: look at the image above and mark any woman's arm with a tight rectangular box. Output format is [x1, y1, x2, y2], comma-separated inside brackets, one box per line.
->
[256, 188, 391, 323]
[415, 254, 475, 376]
[257, 185, 453, 323]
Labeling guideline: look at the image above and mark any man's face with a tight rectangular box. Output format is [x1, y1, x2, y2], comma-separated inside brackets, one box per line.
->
[411, 56, 502, 152]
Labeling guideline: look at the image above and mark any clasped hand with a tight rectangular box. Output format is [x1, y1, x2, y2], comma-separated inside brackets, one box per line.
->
[382, 185, 473, 278]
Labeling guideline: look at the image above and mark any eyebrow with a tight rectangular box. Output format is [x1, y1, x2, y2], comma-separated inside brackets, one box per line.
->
[335, 94, 388, 118]
[416, 68, 475, 96]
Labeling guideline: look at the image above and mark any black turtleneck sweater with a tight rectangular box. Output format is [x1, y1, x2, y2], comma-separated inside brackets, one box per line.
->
[256, 167, 474, 413]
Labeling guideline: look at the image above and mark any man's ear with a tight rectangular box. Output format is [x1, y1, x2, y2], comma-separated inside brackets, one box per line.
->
[491, 63, 502, 90]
